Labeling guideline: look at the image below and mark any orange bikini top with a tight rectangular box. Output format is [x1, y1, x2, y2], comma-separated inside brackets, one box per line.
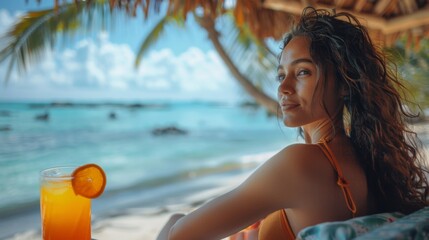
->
[317, 140, 357, 216]
[258, 140, 357, 240]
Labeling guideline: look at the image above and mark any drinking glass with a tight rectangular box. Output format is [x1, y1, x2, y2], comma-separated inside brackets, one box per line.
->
[40, 166, 91, 240]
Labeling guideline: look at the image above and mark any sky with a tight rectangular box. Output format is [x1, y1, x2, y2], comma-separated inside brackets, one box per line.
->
[0, 1, 247, 103]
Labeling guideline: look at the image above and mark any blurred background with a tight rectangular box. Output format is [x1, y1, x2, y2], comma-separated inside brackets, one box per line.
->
[0, 0, 428, 239]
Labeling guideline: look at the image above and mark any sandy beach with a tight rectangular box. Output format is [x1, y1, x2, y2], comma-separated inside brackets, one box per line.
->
[4, 122, 429, 240]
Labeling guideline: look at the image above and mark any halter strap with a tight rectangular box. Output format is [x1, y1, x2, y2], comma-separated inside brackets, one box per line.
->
[317, 140, 357, 217]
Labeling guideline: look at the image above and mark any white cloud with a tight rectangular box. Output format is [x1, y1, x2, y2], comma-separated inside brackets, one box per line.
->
[135, 47, 236, 93]
[0, 28, 240, 102]
[0, 9, 22, 35]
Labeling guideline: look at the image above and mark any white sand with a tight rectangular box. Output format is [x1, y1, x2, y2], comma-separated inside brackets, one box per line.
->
[92, 184, 242, 240]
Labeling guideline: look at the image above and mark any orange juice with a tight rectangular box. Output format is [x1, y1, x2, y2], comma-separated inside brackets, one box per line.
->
[40, 167, 91, 240]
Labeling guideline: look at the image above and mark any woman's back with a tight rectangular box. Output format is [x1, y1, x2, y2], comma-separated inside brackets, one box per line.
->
[258, 134, 373, 239]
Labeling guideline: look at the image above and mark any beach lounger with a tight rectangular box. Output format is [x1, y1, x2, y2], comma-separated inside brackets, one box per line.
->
[296, 206, 429, 239]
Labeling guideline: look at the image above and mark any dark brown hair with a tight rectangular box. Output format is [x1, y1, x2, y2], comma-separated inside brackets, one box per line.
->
[282, 7, 428, 214]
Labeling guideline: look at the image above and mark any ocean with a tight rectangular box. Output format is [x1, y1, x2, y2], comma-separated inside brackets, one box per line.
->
[0, 101, 299, 238]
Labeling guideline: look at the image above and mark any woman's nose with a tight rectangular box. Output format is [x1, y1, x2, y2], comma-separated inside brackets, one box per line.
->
[278, 77, 294, 95]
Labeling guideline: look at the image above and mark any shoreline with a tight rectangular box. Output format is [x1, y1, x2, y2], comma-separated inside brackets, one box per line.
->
[4, 122, 429, 240]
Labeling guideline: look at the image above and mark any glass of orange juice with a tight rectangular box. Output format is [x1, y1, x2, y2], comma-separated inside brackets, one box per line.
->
[40, 166, 91, 240]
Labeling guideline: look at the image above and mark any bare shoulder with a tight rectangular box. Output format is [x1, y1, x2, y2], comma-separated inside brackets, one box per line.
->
[271, 143, 328, 174]
[278, 143, 337, 186]
[239, 143, 332, 209]
[277, 143, 321, 159]
[253, 143, 329, 182]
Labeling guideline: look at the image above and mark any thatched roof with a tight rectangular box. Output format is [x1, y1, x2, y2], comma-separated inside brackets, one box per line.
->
[55, 0, 429, 50]
[262, 0, 429, 50]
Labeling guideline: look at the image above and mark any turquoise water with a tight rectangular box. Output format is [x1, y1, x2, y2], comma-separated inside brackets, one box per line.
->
[0, 101, 297, 217]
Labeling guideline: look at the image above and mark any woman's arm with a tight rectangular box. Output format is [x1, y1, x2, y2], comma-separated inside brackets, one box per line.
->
[168, 187, 268, 240]
[159, 144, 313, 240]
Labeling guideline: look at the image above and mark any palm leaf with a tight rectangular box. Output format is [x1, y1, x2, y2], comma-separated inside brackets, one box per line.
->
[0, 3, 89, 82]
[217, 10, 279, 93]
[134, 14, 179, 68]
[0, 1, 143, 83]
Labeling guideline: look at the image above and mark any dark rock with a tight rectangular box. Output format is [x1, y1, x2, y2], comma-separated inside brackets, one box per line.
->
[109, 112, 117, 120]
[35, 112, 49, 121]
[0, 125, 11, 131]
[151, 126, 188, 136]
[0, 111, 11, 117]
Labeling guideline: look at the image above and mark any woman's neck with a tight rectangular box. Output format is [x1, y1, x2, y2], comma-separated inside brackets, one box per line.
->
[302, 118, 345, 144]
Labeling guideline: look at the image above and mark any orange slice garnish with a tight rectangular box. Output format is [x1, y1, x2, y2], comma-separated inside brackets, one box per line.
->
[72, 163, 106, 198]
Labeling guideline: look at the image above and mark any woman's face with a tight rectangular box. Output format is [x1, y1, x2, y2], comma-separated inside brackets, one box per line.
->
[277, 36, 339, 127]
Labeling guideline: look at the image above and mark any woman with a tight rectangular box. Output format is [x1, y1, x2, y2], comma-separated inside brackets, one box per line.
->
[157, 7, 429, 240]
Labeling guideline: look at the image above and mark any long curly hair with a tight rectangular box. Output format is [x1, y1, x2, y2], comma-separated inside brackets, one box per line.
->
[281, 7, 428, 214]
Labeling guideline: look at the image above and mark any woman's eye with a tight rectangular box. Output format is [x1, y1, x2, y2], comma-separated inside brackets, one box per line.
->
[297, 69, 310, 76]
[276, 74, 285, 82]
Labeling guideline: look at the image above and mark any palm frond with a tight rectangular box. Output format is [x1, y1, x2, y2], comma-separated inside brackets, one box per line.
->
[0, 3, 89, 82]
[0, 0, 161, 83]
[134, 14, 178, 68]
[216, 11, 279, 93]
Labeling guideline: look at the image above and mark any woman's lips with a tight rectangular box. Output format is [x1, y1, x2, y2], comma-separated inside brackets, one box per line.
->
[281, 103, 299, 111]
